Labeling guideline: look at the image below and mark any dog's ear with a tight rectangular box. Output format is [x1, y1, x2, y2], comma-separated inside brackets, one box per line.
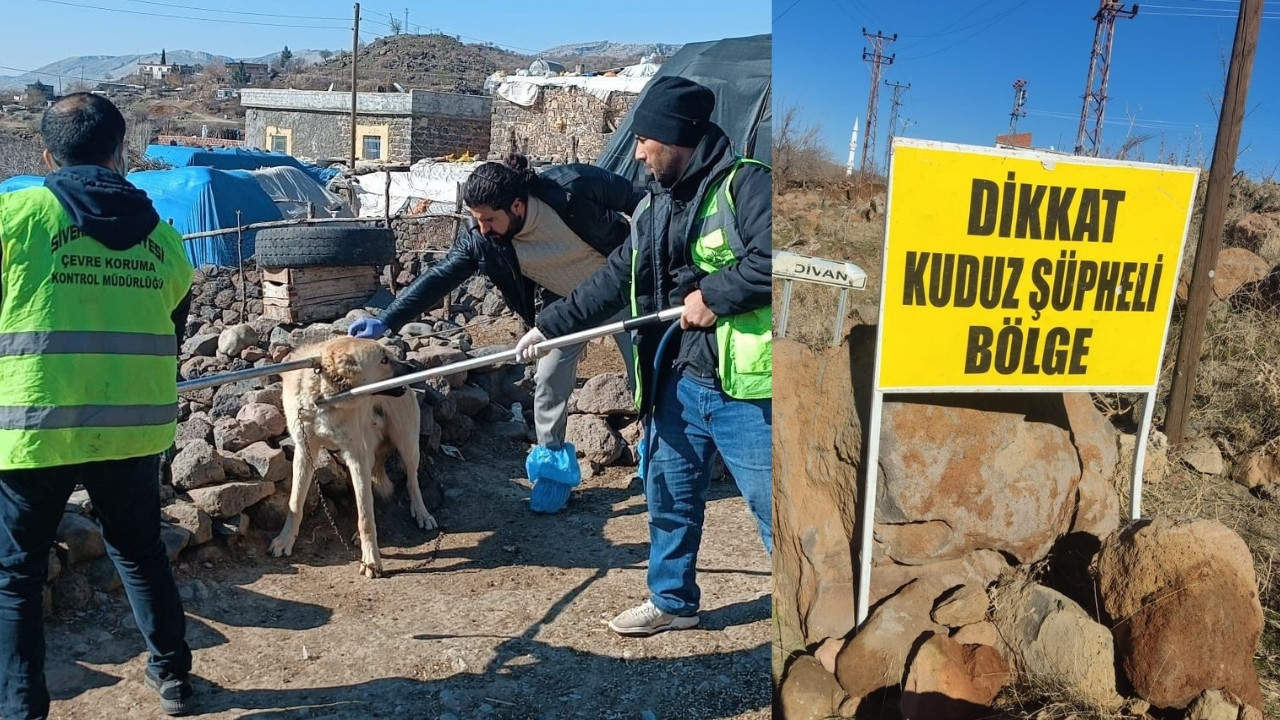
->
[320, 345, 361, 391]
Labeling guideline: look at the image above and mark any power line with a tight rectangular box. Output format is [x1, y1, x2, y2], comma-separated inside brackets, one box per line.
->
[117, 0, 348, 21]
[899, 0, 1036, 59]
[34, 0, 348, 29]
[1141, 10, 1280, 17]
[0, 62, 115, 85]
[774, 0, 804, 22]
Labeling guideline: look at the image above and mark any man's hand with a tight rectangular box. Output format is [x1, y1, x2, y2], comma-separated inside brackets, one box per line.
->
[516, 327, 547, 363]
[680, 290, 718, 329]
[349, 317, 388, 338]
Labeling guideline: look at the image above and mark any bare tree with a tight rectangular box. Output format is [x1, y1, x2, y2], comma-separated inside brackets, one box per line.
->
[773, 101, 835, 192]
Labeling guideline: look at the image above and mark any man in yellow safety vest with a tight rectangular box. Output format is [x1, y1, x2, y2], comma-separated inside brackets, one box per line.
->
[518, 76, 772, 636]
[0, 93, 195, 717]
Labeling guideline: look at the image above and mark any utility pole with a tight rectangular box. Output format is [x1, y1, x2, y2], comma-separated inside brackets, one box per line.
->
[1075, 0, 1137, 156]
[350, 2, 360, 172]
[884, 79, 910, 173]
[1009, 79, 1028, 133]
[859, 29, 896, 176]
[404, 8, 409, 33]
[1165, 0, 1264, 444]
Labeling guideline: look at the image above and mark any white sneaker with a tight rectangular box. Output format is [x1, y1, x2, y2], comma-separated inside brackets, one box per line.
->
[607, 600, 699, 637]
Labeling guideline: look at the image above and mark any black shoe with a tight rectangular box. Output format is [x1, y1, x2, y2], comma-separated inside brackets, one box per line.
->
[144, 667, 194, 716]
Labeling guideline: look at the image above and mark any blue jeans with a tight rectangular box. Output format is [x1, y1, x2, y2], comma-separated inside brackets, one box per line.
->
[645, 371, 772, 617]
[0, 455, 191, 720]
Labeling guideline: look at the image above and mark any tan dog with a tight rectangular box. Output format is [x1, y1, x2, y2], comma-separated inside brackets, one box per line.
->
[268, 337, 437, 577]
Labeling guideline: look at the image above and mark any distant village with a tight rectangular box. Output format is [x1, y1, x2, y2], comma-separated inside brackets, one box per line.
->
[2, 43, 666, 168]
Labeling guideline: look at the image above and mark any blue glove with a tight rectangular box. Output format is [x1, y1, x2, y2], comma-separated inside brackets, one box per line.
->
[349, 317, 388, 338]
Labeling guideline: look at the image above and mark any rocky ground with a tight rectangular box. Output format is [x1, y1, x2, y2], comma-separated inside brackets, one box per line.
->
[45, 442, 771, 720]
[37, 251, 771, 719]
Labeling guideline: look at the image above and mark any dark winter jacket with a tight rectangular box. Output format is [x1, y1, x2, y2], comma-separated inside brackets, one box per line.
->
[17, 166, 191, 346]
[536, 125, 771, 396]
[379, 164, 644, 330]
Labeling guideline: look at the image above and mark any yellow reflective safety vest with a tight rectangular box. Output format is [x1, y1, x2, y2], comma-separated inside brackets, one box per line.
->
[0, 186, 193, 470]
[629, 157, 772, 407]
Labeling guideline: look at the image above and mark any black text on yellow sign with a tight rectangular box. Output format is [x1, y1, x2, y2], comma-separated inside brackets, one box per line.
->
[878, 140, 1198, 391]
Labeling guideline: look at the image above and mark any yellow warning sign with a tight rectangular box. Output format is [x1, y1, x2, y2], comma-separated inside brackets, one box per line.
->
[877, 139, 1199, 391]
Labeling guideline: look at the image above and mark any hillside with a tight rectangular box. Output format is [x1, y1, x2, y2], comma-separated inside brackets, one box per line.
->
[262, 33, 530, 95]
[0, 48, 327, 91]
[540, 40, 683, 62]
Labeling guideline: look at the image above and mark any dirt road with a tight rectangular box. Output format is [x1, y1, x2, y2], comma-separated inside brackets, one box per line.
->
[43, 433, 771, 719]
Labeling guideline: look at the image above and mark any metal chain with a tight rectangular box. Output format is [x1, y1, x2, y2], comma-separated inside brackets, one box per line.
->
[315, 488, 353, 553]
[314, 483, 445, 574]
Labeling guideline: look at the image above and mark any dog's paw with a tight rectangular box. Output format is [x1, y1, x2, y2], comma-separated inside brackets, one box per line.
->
[411, 504, 438, 531]
[268, 534, 295, 558]
[359, 559, 383, 578]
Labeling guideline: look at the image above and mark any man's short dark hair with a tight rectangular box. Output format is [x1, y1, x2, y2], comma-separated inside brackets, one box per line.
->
[40, 92, 127, 166]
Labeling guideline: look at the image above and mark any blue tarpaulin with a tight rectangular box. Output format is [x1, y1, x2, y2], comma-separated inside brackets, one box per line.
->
[145, 145, 340, 187]
[0, 167, 283, 267]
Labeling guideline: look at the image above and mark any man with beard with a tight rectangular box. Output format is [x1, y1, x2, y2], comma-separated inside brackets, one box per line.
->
[516, 76, 772, 636]
[350, 153, 641, 512]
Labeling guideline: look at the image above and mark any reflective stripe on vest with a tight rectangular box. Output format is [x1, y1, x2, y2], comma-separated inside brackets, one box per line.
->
[0, 330, 177, 357]
[0, 186, 193, 470]
[0, 404, 178, 430]
[689, 159, 771, 401]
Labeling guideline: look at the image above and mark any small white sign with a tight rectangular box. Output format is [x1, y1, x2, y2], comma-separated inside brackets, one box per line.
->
[772, 250, 867, 290]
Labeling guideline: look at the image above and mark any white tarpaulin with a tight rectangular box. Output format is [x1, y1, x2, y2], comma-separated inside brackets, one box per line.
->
[493, 71, 657, 107]
[351, 159, 483, 218]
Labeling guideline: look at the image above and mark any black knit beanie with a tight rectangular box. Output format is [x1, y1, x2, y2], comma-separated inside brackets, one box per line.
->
[630, 76, 715, 148]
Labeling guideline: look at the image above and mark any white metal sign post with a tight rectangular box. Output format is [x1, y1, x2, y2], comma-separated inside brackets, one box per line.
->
[856, 138, 1200, 629]
[772, 249, 868, 346]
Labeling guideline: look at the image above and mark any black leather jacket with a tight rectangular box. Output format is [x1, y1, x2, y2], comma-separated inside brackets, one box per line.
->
[379, 164, 644, 330]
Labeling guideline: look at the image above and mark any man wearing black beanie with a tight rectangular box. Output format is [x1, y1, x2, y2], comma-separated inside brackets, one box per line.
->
[520, 75, 772, 636]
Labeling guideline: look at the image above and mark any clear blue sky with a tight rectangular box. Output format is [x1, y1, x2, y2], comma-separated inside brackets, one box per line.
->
[775, 0, 1280, 178]
[0, 0, 769, 72]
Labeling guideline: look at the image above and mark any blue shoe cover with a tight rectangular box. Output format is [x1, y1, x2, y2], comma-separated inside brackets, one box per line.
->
[527, 444, 580, 514]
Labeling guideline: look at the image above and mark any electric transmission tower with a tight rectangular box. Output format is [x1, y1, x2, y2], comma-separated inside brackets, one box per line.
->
[1009, 79, 1028, 133]
[859, 29, 897, 175]
[1075, 0, 1138, 156]
[884, 80, 911, 173]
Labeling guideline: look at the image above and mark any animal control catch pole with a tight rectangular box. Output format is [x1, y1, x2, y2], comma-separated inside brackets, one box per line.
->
[318, 307, 685, 405]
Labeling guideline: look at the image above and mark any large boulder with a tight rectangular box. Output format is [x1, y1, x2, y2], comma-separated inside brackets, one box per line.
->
[564, 414, 622, 466]
[900, 633, 1009, 720]
[217, 323, 259, 357]
[170, 441, 225, 492]
[833, 578, 947, 703]
[877, 393, 1082, 565]
[1177, 247, 1271, 303]
[1232, 444, 1280, 489]
[187, 481, 276, 518]
[1062, 393, 1121, 539]
[1092, 516, 1264, 711]
[773, 338, 862, 656]
[777, 654, 851, 720]
[237, 403, 287, 439]
[56, 513, 105, 565]
[572, 373, 633, 415]
[990, 580, 1122, 711]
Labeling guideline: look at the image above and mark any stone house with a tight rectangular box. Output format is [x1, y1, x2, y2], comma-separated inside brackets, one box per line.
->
[488, 74, 651, 163]
[239, 88, 492, 164]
